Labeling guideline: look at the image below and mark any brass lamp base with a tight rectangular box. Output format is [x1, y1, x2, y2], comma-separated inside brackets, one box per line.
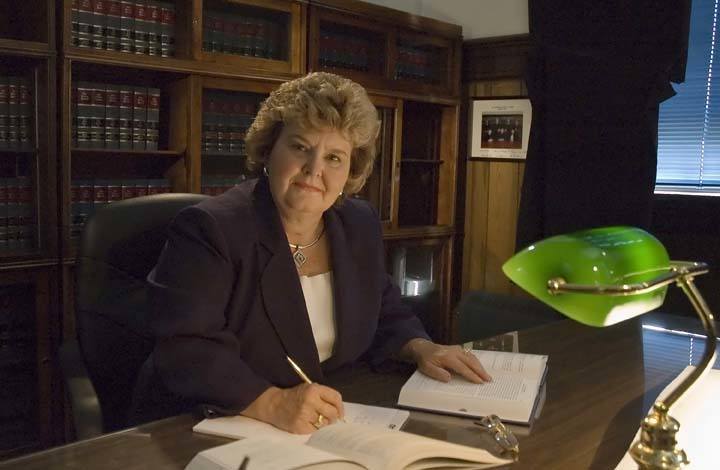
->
[628, 405, 688, 469]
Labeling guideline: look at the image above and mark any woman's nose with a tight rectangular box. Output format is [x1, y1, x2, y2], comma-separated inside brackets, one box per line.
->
[303, 153, 323, 176]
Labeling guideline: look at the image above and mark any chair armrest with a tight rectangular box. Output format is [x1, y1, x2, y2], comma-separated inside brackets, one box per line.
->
[59, 340, 104, 440]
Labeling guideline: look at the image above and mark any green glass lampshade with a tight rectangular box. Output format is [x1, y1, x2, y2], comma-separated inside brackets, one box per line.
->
[502, 226, 671, 327]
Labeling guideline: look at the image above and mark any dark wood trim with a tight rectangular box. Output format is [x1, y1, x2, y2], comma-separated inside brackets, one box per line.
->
[462, 34, 531, 82]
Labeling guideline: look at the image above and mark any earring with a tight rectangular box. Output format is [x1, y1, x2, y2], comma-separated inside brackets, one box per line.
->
[339, 191, 343, 196]
[263, 166, 269, 177]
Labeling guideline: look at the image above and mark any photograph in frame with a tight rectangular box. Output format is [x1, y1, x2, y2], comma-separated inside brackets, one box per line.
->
[469, 99, 532, 160]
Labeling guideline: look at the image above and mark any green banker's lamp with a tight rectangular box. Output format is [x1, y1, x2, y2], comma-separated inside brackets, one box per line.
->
[502, 226, 717, 469]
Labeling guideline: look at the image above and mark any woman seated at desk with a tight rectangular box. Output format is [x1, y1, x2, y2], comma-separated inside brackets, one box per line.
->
[132, 72, 490, 434]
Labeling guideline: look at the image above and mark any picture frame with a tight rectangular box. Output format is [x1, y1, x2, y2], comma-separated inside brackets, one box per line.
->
[469, 98, 532, 160]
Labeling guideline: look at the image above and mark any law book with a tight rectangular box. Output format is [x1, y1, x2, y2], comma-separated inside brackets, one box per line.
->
[91, 0, 107, 50]
[18, 79, 32, 151]
[132, 86, 147, 150]
[158, 1, 175, 57]
[0, 77, 8, 150]
[133, 0, 150, 55]
[186, 422, 510, 470]
[145, 87, 160, 150]
[398, 349, 548, 425]
[90, 82, 106, 149]
[105, 0, 122, 51]
[119, 0, 134, 54]
[145, 0, 161, 56]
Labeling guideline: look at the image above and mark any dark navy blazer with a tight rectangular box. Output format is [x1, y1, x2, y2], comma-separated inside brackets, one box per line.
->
[132, 176, 428, 419]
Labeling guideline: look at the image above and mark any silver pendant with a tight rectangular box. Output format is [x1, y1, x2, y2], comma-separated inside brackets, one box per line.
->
[293, 249, 307, 268]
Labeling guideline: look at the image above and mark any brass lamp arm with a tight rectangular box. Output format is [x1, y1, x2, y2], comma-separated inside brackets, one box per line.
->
[547, 261, 709, 297]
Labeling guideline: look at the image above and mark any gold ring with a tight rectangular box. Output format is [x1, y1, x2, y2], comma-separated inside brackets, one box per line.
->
[313, 414, 325, 429]
[462, 345, 473, 354]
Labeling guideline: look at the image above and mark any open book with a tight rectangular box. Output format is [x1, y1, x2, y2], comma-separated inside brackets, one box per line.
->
[193, 402, 410, 443]
[398, 349, 548, 424]
[186, 422, 511, 470]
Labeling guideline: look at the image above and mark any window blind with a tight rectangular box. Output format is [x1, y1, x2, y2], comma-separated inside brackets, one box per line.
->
[656, 0, 719, 193]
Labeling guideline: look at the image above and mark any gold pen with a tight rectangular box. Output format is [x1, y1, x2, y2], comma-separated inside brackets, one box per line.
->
[286, 355, 345, 423]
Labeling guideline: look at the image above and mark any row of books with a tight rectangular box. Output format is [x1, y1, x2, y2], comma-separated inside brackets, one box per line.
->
[318, 32, 372, 72]
[202, 93, 259, 156]
[395, 45, 439, 82]
[200, 176, 246, 196]
[70, 178, 172, 238]
[72, 0, 176, 57]
[73, 82, 161, 150]
[0, 77, 34, 151]
[0, 177, 36, 251]
[202, 12, 283, 60]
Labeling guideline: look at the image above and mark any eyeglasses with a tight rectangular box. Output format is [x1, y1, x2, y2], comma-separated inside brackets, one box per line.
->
[474, 414, 519, 459]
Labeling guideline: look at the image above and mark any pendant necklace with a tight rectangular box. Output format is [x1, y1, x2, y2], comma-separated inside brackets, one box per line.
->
[289, 225, 325, 268]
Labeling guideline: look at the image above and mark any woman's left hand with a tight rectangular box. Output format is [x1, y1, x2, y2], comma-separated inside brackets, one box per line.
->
[401, 338, 492, 383]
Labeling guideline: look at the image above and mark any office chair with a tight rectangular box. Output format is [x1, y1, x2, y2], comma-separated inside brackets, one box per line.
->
[454, 290, 564, 343]
[60, 193, 209, 439]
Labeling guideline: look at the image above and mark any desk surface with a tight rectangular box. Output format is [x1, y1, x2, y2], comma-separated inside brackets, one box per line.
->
[1, 313, 713, 470]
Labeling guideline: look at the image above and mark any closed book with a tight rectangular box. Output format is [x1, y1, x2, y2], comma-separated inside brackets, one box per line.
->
[5, 178, 19, 250]
[120, 179, 136, 199]
[134, 179, 148, 197]
[158, 1, 175, 57]
[72, 0, 81, 47]
[221, 13, 236, 55]
[77, 179, 95, 233]
[7, 78, 19, 150]
[0, 179, 7, 249]
[18, 79, 33, 151]
[119, 0, 134, 53]
[229, 100, 243, 155]
[93, 179, 109, 212]
[133, 0, 149, 55]
[16, 177, 34, 249]
[216, 98, 230, 154]
[77, 0, 93, 49]
[70, 180, 82, 239]
[398, 349, 548, 425]
[202, 95, 218, 155]
[91, 0, 107, 50]
[105, 0, 121, 51]
[0, 77, 7, 150]
[146, 87, 160, 150]
[75, 82, 93, 148]
[145, 0, 161, 56]
[107, 180, 122, 204]
[90, 83, 106, 148]
[146, 179, 162, 195]
[105, 84, 120, 149]
[118, 85, 133, 149]
[132, 86, 147, 150]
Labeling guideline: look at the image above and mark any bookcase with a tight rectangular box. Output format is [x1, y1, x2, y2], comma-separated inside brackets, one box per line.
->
[0, 0, 463, 454]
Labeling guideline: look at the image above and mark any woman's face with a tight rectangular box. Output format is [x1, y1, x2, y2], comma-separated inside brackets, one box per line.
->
[266, 123, 353, 217]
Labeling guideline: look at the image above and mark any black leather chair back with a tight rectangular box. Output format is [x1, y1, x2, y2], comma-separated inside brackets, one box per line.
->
[75, 193, 208, 432]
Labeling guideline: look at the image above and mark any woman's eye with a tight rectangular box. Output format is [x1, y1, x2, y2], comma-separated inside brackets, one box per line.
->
[328, 154, 341, 163]
[292, 143, 307, 151]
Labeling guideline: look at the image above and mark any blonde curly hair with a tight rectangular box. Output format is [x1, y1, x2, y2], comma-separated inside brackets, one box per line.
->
[245, 72, 380, 199]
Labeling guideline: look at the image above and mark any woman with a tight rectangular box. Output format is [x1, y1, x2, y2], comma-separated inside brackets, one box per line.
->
[133, 72, 489, 434]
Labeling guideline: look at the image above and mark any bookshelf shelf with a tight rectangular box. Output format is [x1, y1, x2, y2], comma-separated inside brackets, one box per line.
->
[0, 39, 52, 57]
[72, 148, 184, 159]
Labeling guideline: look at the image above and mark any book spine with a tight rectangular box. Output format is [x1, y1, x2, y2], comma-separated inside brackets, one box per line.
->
[78, 179, 94, 233]
[133, 0, 149, 55]
[16, 177, 34, 249]
[18, 79, 33, 151]
[71, 0, 81, 47]
[132, 86, 147, 150]
[210, 16, 223, 53]
[77, 0, 93, 49]
[160, 178, 171, 194]
[6, 178, 18, 250]
[91, 0, 107, 50]
[145, 0, 161, 57]
[216, 97, 229, 154]
[105, 84, 120, 149]
[70, 180, 81, 239]
[229, 99, 242, 155]
[146, 87, 160, 151]
[119, 0, 134, 54]
[202, 95, 217, 155]
[134, 179, 148, 197]
[121, 178, 136, 200]
[7, 78, 19, 150]
[93, 179, 109, 212]
[0, 77, 7, 150]
[76, 81, 93, 149]
[0, 179, 7, 250]
[118, 85, 133, 150]
[146, 178, 161, 195]
[159, 1, 175, 57]
[107, 180, 122, 205]
[222, 13, 235, 55]
[105, 0, 121, 51]
[90, 83, 106, 149]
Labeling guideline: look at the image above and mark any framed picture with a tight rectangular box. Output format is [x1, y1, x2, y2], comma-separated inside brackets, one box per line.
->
[469, 98, 532, 160]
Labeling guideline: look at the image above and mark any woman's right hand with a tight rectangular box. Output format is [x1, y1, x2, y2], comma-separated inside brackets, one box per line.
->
[241, 383, 344, 434]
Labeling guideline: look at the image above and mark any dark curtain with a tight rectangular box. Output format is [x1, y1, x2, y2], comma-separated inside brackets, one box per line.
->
[516, 0, 691, 250]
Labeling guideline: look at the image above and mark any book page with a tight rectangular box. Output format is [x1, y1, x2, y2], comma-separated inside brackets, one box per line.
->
[193, 402, 409, 442]
[185, 436, 365, 470]
[473, 350, 547, 378]
[308, 423, 508, 470]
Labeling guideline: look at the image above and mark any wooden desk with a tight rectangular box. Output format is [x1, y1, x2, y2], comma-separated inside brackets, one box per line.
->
[1, 313, 713, 469]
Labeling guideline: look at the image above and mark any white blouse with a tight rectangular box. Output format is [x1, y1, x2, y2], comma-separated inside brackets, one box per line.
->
[299, 271, 337, 363]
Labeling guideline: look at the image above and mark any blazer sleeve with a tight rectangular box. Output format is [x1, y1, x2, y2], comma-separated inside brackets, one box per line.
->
[364, 204, 431, 363]
[146, 205, 271, 412]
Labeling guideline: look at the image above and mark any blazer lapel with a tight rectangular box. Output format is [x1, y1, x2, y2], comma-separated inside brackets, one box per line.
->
[252, 178, 323, 382]
[321, 208, 366, 371]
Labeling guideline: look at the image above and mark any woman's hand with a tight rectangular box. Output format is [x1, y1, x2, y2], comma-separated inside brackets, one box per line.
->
[401, 338, 492, 384]
[241, 383, 344, 434]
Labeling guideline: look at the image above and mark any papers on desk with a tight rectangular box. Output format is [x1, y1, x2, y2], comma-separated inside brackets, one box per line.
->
[615, 367, 720, 470]
[398, 349, 548, 424]
[192, 402, 410, 443]
[186, 422, 510, 470]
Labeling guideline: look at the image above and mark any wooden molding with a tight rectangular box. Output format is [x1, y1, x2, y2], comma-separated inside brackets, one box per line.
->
[462, 34, 531, 82]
